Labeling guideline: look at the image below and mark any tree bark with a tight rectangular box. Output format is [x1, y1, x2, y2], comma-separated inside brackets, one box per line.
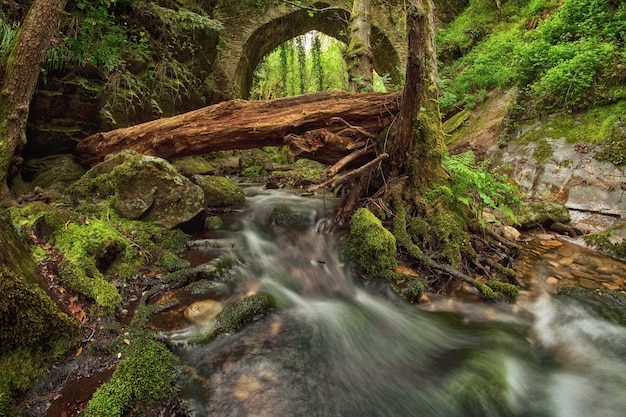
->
[0, 0, 68, 200]
[347, 0, 374, 92]
[390, 0, 447, 190]
[75, 91, 400, 167]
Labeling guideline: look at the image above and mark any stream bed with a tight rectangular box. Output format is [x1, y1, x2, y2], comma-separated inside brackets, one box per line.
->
[149, 187, 626, 417]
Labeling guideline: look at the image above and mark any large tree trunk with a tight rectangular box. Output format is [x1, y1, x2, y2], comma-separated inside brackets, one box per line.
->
[0, 0, 68, 200]
[76, 91, 400, 167]
[347, 0, 374, 92]
[390, 0, 447, 191]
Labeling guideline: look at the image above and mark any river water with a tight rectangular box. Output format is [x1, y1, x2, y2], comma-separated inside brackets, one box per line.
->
[152, 187, 626, 417]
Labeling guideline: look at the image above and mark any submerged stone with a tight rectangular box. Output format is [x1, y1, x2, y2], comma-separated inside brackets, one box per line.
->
[214, 293, 277, 335]
[184, 299, 222, 324]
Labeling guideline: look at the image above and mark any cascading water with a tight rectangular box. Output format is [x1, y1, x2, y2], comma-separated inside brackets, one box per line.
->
[153, 187, 626, 417]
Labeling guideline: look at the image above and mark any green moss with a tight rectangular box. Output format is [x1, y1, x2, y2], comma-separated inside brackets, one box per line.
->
[83, 304, 179, 417]
[25, 202, 188, 310]
[193, 175, 245, 207]
[515, 100, 626, 146]
[558, 286, 626, 326]
[269, 204, 307, 226]
[533, 139, 553, 163]
[474, 279, 519, 302]
[444, 350, 511, 415]
[342, 208, 397, 279]
[205, 215, 223, 229]
[391, 193, 427, 264]
[241, 165, 262, 178]
[214, 293, 277, 335]
[392, 275, 425, 304]
[583, 223, 626, 259]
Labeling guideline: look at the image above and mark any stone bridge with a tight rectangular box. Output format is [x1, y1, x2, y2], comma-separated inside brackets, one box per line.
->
[214, 1, 408, 99]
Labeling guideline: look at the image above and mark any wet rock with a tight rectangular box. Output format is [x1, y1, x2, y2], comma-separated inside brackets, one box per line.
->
[515, 200, 571, 229]
[557, 287, 626, 326]
[269, 204, 308, 226]
[500, 225, 521, 241]
[184, 299, 222, 324]
[341, 208, 397, 279]
[193, 174, 245, 208]
[21, 154, 86, 191]
[214, 293, 277, 335]
[579, 278, 601, 290]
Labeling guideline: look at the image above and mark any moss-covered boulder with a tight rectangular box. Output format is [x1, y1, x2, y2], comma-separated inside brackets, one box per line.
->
[193, 174, 245, 207]
[514, 200, 571, 229]
[114, 155, 205, 228]
[342, 208, 397, 279]
[70, 151, 206, 229]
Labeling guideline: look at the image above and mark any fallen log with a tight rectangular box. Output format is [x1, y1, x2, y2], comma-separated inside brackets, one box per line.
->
[76, 91, 401, 167]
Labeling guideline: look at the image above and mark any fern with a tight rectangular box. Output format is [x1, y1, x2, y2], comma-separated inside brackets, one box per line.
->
[433, 151, 521, 225]
[0, 17, 17, 61]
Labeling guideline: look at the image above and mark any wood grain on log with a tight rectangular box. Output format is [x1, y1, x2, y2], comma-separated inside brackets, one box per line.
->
[76, 91, 401, 167]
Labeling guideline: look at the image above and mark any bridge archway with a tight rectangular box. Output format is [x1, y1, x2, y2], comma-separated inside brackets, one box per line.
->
[216, 2, 405, 99]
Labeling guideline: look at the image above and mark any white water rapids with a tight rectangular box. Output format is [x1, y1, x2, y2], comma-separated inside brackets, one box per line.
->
[156, 187, 626, 417]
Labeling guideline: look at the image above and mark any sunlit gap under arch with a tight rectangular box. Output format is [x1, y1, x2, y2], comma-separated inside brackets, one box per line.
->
[249, 30, 392, 101]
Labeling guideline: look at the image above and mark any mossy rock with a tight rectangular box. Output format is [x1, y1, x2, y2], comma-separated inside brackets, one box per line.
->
[269, 159, 326, 185]
[514, 200, 571, 229]
[113, 154, 206, 228]
[214, 293, 277, 335]
[70, 151, 206, 228]
[342, 208, 397, 279]
[475, 280, 519, 303]
[193, 174, 245, 207]
[392, 274, 425, 303]
[171, 155, 215, 176]
[583, 218, 626, 259]
[557, 287, 626, 326]
[21, 154, 86, 191]
[269, 204, 308, 226]
[239, 149, 273, 172]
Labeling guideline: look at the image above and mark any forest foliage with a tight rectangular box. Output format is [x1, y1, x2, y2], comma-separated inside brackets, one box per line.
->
[438, 0, 626, 116]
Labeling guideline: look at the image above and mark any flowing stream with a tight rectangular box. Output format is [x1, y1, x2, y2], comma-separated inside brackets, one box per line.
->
[152, 187, 626, 417]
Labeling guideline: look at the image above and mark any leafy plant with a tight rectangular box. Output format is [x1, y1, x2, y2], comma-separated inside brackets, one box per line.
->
[427, 151, 521, 226]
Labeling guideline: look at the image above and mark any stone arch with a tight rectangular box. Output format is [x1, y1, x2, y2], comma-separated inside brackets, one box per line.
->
[219, 2, 403, 99]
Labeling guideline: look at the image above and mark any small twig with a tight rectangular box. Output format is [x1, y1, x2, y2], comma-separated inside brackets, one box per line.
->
[328, 143, 375, 176]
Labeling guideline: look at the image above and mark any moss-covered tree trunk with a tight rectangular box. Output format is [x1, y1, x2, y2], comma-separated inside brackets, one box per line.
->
[0, 0, 68, 200]
[347, 0, 374, 92]
[390, 0, 447, 192]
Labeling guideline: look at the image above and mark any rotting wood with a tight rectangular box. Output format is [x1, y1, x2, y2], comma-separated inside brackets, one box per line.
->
[75, 91, 400, 167]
